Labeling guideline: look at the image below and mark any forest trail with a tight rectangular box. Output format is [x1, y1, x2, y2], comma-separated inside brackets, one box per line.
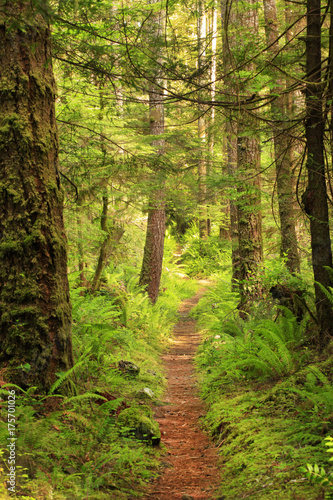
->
[144, 283, 221, 500]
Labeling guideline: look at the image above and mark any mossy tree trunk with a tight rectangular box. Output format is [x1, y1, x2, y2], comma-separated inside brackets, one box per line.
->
[0, 1, 73, 391]
[237, 131, 263, 302]
[263, 0, 300, 274]
[305, 0, 333, 347]
[139, 1, 166, 305]
[236, 0, 263, 308]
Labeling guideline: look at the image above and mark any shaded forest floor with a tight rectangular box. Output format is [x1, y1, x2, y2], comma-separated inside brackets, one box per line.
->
[144, 282, 222, 500]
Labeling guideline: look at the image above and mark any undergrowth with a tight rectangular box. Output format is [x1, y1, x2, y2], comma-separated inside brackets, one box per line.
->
[0, 235, 197, 499]
[194, 268, 333, 500]
[180, 225, 231, 277]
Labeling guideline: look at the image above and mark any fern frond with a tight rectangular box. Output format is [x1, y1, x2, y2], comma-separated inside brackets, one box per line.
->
[49, 347, 92, 395]
[63, 393, 107, 405]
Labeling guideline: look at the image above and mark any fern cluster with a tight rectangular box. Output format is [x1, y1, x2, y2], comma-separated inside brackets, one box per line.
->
[0, 238, 197, 499]
[194, 272, 333, 499]
[197, 307, 309, 383]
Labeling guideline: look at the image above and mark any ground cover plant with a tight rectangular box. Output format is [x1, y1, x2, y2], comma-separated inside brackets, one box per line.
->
[190, 247, 333, 499]
[0, 237, 197, 499]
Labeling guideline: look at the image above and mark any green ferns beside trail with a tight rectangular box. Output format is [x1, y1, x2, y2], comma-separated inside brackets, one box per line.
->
[0, 242, 197, 500]
[197, 309, 308, 382]
[194, 274, 333, 500]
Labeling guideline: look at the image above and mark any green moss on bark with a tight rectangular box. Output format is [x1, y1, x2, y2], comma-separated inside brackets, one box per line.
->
[0, 2, 73, 392]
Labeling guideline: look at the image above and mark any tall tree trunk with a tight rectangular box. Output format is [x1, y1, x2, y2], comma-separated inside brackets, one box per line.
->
[139, 2, 166, 304]
[0, 1, 73, 391]
[284, 2, 306, 248]
[236, 0, 263, 308]
[263, 0, 300, 274]
[237, 128, 263, 303]
[76, 197, 87, 291]
[91, 196, 110, 294]
[221, 0, 240, 286]
[207, 1, 218, 237]
[197, 0, 208, 239]
[304, 0, 333, 346]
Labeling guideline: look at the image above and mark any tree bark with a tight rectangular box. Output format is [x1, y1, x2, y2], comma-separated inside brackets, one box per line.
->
[263, 0, 300, 274]
[197, 0, 209, 239]
[221, 0, 240, 287]
[0, 1, 73, 391]
[304, 0, 333, 346]
[237, 130, 263, 302]
[236, 0, 263, 307]
[139, 2, 166, 304]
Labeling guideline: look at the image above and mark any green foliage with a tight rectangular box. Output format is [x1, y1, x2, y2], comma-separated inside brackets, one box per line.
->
[194, 271, 332, 499]
[197, 311, 309, 382]
[181, 225, 232, 277]
[0, 240, 196, 499]
[195, 274, 310, 383]
[300, 437, 333, 498]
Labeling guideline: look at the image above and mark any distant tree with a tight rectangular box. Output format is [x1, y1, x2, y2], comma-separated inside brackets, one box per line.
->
[0, 1, 73, 391]
[139, 0, 166, 304]
[197, 0, 209, 240]
[221, 0, 240, 288]
[262, 0, 300, 274]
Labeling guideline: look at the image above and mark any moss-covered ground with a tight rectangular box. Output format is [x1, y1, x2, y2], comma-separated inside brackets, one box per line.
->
[193, 270, 333, 500]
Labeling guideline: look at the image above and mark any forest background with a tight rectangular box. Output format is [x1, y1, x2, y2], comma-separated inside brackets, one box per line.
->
[1, 0, 333, 498]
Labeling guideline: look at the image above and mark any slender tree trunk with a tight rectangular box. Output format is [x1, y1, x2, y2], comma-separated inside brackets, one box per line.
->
[0, 1, 73, 391]
[207, 1, 218, 236]
[197, 0, 208, 239]
[263, 0, 300, 274]
[221, 0, 240, 286]
[304, 0, 333, 346]
[139, 2, 166, 304]
[91, 196, 110, 294]
[227, 126, 240, 288]
[76, 197, 87, 291]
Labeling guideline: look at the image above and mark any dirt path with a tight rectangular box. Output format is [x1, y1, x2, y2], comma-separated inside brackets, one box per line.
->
[144, 284, 221, 500]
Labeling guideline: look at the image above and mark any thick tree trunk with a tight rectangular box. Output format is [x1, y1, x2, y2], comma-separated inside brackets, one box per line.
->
[140, 192, 166, 304]
[139, 4, 166, 305]
[236, 0, 263, 307]
[139, 100, 166, 304]
[263, 0, 300, 274]
[0, 2, 73, 391]
[305, 0, 333, 346]
[237, 131, 263, 302]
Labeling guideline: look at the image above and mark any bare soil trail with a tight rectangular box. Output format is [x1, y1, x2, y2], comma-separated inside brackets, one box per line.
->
[144, 283, 222, 500]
